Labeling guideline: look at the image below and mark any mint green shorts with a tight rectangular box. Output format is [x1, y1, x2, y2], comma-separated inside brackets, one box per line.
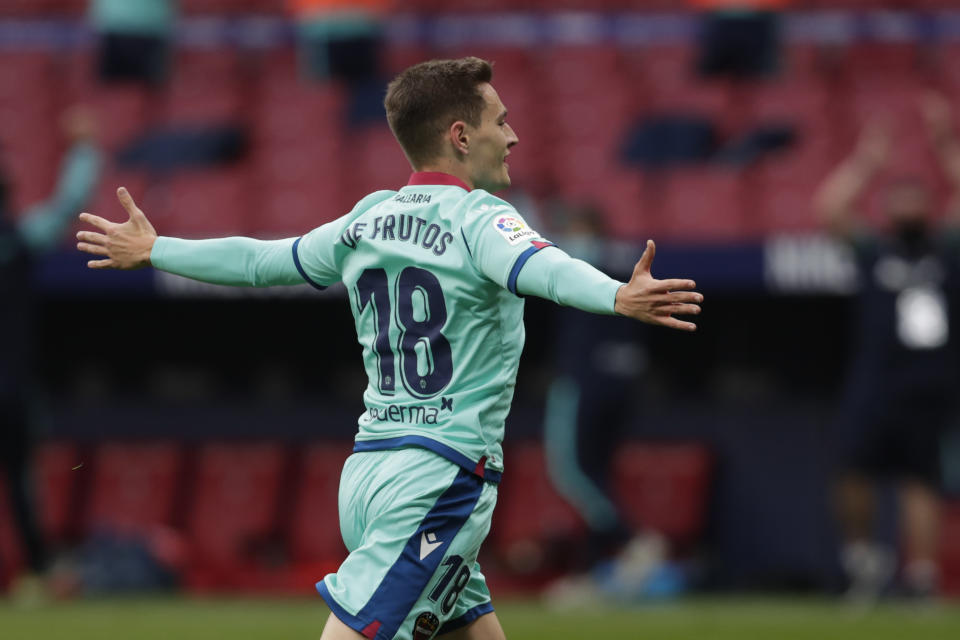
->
[316, 448, 499, 640]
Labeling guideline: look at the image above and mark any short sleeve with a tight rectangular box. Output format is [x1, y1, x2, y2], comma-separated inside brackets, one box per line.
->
[293, 220, 344, 290]
[461, 198, 555, 294]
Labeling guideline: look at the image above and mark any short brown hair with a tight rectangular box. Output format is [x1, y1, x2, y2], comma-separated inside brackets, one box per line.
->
[384, 57, 493, 168]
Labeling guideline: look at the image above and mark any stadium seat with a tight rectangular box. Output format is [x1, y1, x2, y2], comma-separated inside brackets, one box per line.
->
[34, 441, 81, 544]
[494, 442, 584, 559]
[941, 501, 960, 596]
[87, 86, 152, 152]
[186, 442, 286, 573]
[287, 443, 353, 565]
[164, 51, 245, 125]
[754, 143, 838, 234]
[251, 178, 347, 237]
[595, 167, 647, 239]
[158, 166, 252, 237]
[613, 443, 712, 546]
[0, 476, 25, 586]
[181, 0, 282, 14]
[83, 441, 184, 535]
[651, 167, 747, 241]
[342, 125, 412, 200]
[382, 44, 433, 77]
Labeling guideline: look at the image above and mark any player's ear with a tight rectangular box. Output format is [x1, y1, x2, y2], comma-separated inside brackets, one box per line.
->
[449, 121, 469, 156]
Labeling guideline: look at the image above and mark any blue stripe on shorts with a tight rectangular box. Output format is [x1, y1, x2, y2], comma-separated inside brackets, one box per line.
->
[438, 602, 495, 635]
[317, 467, 484, 640]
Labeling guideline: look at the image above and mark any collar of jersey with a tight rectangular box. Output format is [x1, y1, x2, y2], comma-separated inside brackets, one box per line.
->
[406, 172, 471, 192]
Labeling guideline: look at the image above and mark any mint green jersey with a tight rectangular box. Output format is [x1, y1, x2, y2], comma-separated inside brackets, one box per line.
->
[151, 172, 622, 481]
[294, 174, 555, 480]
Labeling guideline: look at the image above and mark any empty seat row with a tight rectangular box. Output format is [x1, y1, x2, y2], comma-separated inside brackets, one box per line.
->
[0, 439, 711, 590]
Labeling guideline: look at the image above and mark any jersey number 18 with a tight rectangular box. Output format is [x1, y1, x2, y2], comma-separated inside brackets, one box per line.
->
[356, 267, 453, 398]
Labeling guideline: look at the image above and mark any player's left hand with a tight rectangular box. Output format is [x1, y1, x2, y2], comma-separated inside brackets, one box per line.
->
[76, 187, 157, 269]
[614, 239, 702, 331]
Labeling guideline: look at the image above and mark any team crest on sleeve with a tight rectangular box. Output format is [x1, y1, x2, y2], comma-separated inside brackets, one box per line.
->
[483, 204, 540, 245]
[412, 611, 440, 640]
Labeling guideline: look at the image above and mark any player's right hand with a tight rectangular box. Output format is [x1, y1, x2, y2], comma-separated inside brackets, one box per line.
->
[614, 239, 702, 332]
[77, 187, 157, 270]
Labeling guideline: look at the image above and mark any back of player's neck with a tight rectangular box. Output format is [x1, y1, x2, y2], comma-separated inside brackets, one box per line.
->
[415, 163, 474, 190]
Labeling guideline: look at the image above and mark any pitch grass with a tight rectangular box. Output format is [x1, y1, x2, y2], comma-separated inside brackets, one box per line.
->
[1, 595, 959, 639]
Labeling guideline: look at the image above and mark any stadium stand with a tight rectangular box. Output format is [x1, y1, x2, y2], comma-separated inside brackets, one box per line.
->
[34, 442, 80, 546]
[4, 6, 960, 597]
[185, 442, 285, 589]
[83, 441, 184, 535]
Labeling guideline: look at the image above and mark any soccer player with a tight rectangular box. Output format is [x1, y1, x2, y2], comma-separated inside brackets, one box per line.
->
[815, 94, 960, 600]
[77, 58, 702, 640]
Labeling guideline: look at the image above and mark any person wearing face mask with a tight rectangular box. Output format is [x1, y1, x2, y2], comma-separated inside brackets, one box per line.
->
[814, 95, 960, 602]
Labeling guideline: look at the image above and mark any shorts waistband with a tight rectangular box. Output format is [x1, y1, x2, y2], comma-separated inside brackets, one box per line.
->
[352, 435, 502, 484]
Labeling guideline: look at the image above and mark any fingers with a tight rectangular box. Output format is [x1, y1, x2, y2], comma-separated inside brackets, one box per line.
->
[116, 186, 141, 220]
[77, 242, 109, 256]
[655, 290, 702, 304]
[658, 316, 697, 332]
[78, 212, 113, 232]
[76, 230, 108, 245]
[657, 303, 701, 316]
[86, 258, 116, 269]
[648, 278, 699, 293]
[632, 239, 655, 280]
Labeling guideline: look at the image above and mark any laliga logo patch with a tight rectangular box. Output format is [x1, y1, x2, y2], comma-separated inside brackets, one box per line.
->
[412, 611, 440, 640]
[493, 215, 539, 245]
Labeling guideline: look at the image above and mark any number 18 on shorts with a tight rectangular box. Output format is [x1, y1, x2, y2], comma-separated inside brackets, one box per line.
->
[316, 449, 499, 640]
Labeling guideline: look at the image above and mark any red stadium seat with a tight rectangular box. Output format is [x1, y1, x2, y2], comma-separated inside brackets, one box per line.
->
[613, 443, 712, 546]
[651, 167, 747, 241]
[164, 51, 244, 124]
[158, 167, 252, 237]
[0, 476, 26, 586]
[181, 0, 282, 14]
[0, 52, 58, 212]
[287, 443, 353, 565]
[592, 168, 647, 239]
[342, 125, 412, 200]
[253, 61, 346, 144]
[87, 86, 152, 152]
[494, 442, 584, 558]
[186, 442, 286, 572]
[251, 178, 347, 237]
[941, 501, 960, 596]
[34, 442, 81, 544]
[84, 442, 183, 535]
[755, 143, 839, 234]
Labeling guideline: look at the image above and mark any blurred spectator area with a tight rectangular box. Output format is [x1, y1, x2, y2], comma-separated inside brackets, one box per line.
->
[0, 438, 714, 593]
[1, 436, 957, 594]
[1, 7, 960, 239]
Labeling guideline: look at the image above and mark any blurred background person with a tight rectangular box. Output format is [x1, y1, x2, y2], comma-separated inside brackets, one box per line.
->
[815, 95, 960, 601]
[691, 0, 791, 81]
[541, 202, 676, 606]
[286, 0, 386, 85]
[90, 0, 177, 87]
[0, 107, 102, 603]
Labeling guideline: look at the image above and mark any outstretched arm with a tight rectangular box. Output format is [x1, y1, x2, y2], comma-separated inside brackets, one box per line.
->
[516, 240, 702, 332]
[77, 187, 304, 287]
[813, 120, 889, 237]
